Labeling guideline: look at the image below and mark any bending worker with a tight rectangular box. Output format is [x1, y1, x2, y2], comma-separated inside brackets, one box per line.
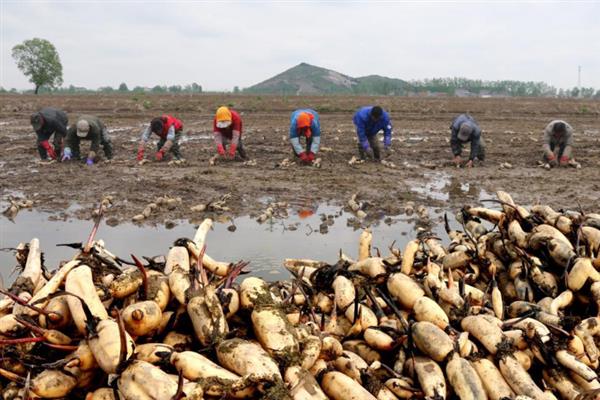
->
[30, 107, 68, 161]
[63, 115, 113, 165]
[137, 114, 183, 161]
[450, 113, 485, 168]
[290, 108, 320, 163]
[542, 120, 574, 167]
[213, 106, 246, 159]
[353, 105, 392, 161]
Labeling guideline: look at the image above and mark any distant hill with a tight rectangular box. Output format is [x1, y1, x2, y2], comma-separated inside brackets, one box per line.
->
[244, 63, 409, 95]
[243, 63, 577, 97]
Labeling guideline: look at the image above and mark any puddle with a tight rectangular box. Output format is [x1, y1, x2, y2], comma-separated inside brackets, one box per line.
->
[411, 172, 494, 203]
[0, 204, 449, 283]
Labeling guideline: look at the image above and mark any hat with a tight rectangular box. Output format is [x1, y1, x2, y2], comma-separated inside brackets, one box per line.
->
[30, 113, 43, 131]
[216, 106, 232, 129]
[296, 112, 312, 128]
[76, 119, 90, 137]
[458, 123, 473, 141]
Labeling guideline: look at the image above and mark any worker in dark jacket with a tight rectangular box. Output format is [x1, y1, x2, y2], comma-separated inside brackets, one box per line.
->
[353, 106, 392, 161]
[137, 114, 183, 161]
[542, 120, 574, 167]
[30, 107, 68, 160]
[289, 109, 321, 163]
[450, 114, 485, 167]
[62, 115, 113, 165]
[213, 106, 246, 159]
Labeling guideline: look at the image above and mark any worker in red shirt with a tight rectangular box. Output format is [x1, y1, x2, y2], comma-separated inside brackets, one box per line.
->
[213, 106, 247, 159]
[137, 115, 183, 161]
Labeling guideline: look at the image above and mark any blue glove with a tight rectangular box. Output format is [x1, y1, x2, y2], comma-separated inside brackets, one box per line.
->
[86, 158, 94, 166]
[384, 136, 391, 148]
[361, 140, 370, 151]
[62, 147, 72, 161]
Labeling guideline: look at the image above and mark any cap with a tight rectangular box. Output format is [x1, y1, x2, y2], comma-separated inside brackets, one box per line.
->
[76, 119, 90, 137]
[458, 123, 473, 141]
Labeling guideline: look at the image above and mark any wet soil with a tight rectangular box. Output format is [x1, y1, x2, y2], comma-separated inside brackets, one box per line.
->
[1, 94, 599, 227]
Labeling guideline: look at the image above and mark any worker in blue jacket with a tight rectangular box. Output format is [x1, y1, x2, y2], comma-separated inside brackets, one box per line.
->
[290, 109, 321, 164]
[353, 106, 392, 161]
[450, 114, 485, 168]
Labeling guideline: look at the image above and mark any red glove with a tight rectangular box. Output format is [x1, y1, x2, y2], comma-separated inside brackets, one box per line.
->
[559, 155, 569, 165]
[217, 144, 225, 156]
[155, 150, 165, 161]
[229, 143, 237, 158]
[307, 152, 315, 162]
[299, 152, 309, 162]
[40, 140, 56, 160]
[547, 153, 556, 161]
[136, 147, 144, 161]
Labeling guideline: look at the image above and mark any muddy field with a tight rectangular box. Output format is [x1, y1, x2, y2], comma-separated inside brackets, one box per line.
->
[1, 94, 599, 226]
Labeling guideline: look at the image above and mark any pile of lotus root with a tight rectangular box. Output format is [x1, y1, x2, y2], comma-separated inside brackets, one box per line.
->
[1, 191, 599, 400]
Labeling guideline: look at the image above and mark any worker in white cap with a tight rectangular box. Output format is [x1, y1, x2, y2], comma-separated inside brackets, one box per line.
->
[63, 115, 113, 164]
[450, 114, 485, 167]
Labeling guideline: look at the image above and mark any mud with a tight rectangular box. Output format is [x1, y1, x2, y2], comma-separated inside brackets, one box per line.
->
[1, 94, 599, 226]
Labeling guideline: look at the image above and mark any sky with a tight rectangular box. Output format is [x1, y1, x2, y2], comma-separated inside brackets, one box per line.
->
[1, 1, 599, 91]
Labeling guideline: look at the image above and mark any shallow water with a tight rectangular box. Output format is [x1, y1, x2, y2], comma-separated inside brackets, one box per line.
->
[410, 171, 494, 202]
[0, 203, 449, 282]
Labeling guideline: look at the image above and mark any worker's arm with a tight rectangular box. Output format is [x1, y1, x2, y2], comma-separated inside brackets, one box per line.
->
[450, 129, 462, 156]
[159, 125, 175, 153]
[89, 130, 100, 160]
[383, 115, 392, 148]
[289, 119, 304, 155]
[354, 114, 369, 149]
[309, 120, 321, 154]
[212, 117, 226, 156]
[62, 126, 76, 161]
[136, 126, 151, 160]
[541, 126, 554, 159]
[468, 128, 481, 161]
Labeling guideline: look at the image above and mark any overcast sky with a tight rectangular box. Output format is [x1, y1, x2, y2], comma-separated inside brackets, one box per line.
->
[1, 1, 599, 91]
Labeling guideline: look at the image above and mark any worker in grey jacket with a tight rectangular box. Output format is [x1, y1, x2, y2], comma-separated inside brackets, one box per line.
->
[542, 120, 574, 167]
[450, 114, 485, 167]
[63, 115, 113, 165]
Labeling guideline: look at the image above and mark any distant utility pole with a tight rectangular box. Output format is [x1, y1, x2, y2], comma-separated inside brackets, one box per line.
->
[578, 65, 582, 98]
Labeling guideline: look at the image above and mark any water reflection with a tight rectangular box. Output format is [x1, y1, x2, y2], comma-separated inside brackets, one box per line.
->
[0, 203, 448, 283]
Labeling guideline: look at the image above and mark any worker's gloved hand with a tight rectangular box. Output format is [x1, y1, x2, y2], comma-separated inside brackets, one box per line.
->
[217, 144, 225, 156]
[62, 147, 72, 161]
[86, 158, 94, 166]
[453, 155, 462, 166]
[136, 147, 144, 161]
[384, 136, 391, 149]
[547, 154, 558, 167]
[465, 160, 474, 168]
[228, 144, 237, 159]
[360, 140, 370, 151]
[40, 140, 57, 160]
[298, 152, 309, 163]
[307, 152, 315, 162]
[559, 155, 569, 166]
[155, 150, 165, 161]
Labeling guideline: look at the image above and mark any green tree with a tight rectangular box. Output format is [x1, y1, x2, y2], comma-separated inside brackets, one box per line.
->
[118, 82, 129, 92]
[12, 38, 63, 94]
